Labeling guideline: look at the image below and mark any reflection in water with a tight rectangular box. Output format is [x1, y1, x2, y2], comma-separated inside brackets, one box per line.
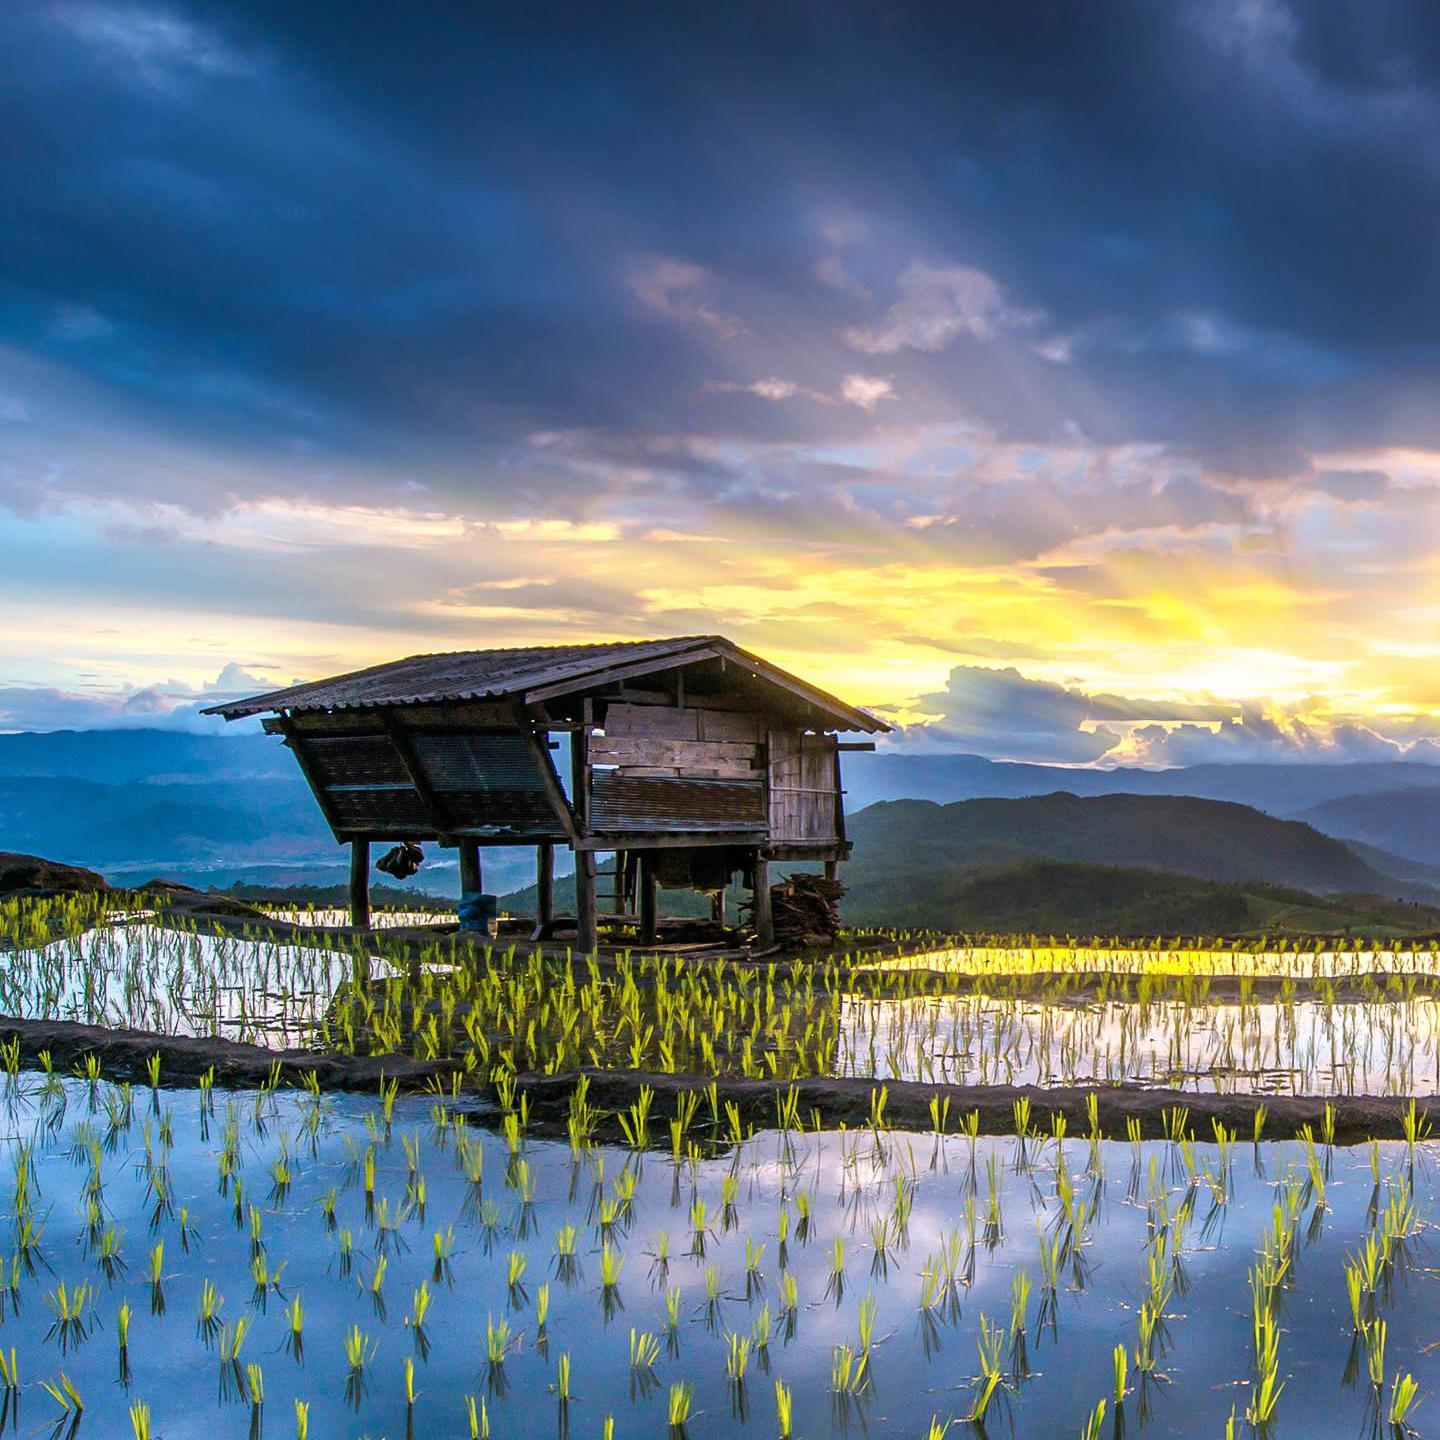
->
[0, 1072, 1434, 1439]
[2, 923, 361, 1047]
[9, 922, 1440, 1097]
[260, 907, 456, 929]
[871, 943, 1440, 980]
[838, 993, 1440, 1095]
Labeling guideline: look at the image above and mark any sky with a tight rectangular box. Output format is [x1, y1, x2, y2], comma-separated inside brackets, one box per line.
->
[6, 1, 1440, 765]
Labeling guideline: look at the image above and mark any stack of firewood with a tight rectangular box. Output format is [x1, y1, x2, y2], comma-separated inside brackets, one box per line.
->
[769, 873, 845, 949]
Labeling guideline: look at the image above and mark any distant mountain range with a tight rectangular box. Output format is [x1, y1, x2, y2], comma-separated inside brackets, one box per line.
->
[1290, 787, 1440, 870]
[0, 727, 544, 892]
[492, 794, 1440, 936]
[839, 793, 1440, 927]
[842, 752, 1440, 818]
[3, 728, 1440, 913]
[839, 859, 1440, 938]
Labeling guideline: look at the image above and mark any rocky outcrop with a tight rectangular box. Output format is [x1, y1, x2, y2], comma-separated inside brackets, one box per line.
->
[0, 852, 108, 896]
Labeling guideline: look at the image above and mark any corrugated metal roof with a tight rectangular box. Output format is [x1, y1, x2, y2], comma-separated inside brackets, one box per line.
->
[202, 635, 891, 732]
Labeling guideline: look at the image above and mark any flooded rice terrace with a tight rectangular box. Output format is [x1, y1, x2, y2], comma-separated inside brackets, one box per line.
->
[835, 992, 1440, 1095]
[5, 905, 1440, 1435]
[0, 1070, 1435, 1440]
[12, 916, 1440, 1097]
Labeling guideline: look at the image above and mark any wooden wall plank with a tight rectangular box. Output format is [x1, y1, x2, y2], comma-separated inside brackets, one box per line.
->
[590, 737, 760, 768]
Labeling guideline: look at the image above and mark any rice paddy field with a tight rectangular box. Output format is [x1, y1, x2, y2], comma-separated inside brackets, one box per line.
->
[4, 892, 1440, 1437]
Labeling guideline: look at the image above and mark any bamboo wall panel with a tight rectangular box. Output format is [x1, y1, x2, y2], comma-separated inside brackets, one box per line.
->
[588, 774, 766, 832]
[768, 730, 840, 843]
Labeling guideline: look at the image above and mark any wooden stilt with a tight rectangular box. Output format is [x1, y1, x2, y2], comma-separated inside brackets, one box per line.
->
[458, 840, 483, 896]
[348, 839, 371, 930]
[639, 852, 659, 946]
[613, 849, 629, 913]
[536, 842, 555, 930]
[710, 888, 726, 926]
[752, 853, 774, 950]
[575, 848, 598, 954]
[823, 859, 838, 881]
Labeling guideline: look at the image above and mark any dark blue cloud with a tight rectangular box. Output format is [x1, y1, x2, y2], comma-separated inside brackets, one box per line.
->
[6, 0, 1440, 502]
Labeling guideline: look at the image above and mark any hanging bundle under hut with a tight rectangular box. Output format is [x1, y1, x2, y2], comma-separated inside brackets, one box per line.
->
[763, 872, 845, 950]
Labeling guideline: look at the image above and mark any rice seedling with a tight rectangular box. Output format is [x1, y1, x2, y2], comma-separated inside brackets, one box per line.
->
[342, 1321, 374, 1373]
[630, 1327, 661, 1369]
[725, 1329, 751, 1380]
[600, 1241, 623, 1290]
[41, 1370, 84, 1416]
[1389, 1370, 1421, 1429]
[279, 1292, 304, 1359]
[46, 1279, 93, 1347]
[775, 1378, 793, 1439]
[829, 1342, 868, 1395]
[484, 1312, 513, 1368]
[668, 1379, 694, 1431]
[505, 1248, 526, 1288]
[1365, 1318, 1387, 1391]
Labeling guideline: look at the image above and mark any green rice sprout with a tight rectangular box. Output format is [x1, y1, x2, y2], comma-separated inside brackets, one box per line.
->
[506, 1249, 526, 1288]
[1389, 1370, 1421, 1428]
[1365, 1318, 1387, 1391]
[344, 1323, 375, 1374]
[775, 1379, 794, 1438]
[466, 1393, 490, 1440]
[40, 1371, 84, 1415]
[969, 1313, 1006, 1420]
[485, 1313, 513, 1366]
[830, 1342, 868, 1395]
[724, 1330, 752, 1380]
[667, 1379, 694, 1429]
[600, 1241, 623, 1290]
[630, 1328, 661, 1369]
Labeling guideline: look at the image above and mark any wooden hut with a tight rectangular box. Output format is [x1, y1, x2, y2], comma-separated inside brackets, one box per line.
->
[204, 636, 889, 949]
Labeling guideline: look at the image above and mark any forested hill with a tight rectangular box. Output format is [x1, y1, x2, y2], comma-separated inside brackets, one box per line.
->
[838, 859, 1440, 938]
[843, 792, 1429, 901]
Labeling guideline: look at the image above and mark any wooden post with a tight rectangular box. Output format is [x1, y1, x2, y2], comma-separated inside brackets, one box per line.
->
[348, 839, 371, 930]
[613, 849, 629, 914]
[536, 841, 555, 927]
[459, 840, 483, 896]
[570, 714, 598, 954]
[575, 848, 598, 955]
[823, 859, 838, 881]
[752, 853, 774, 950]
[639, 852, 659, 946]
[711, 888, 726, 926]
